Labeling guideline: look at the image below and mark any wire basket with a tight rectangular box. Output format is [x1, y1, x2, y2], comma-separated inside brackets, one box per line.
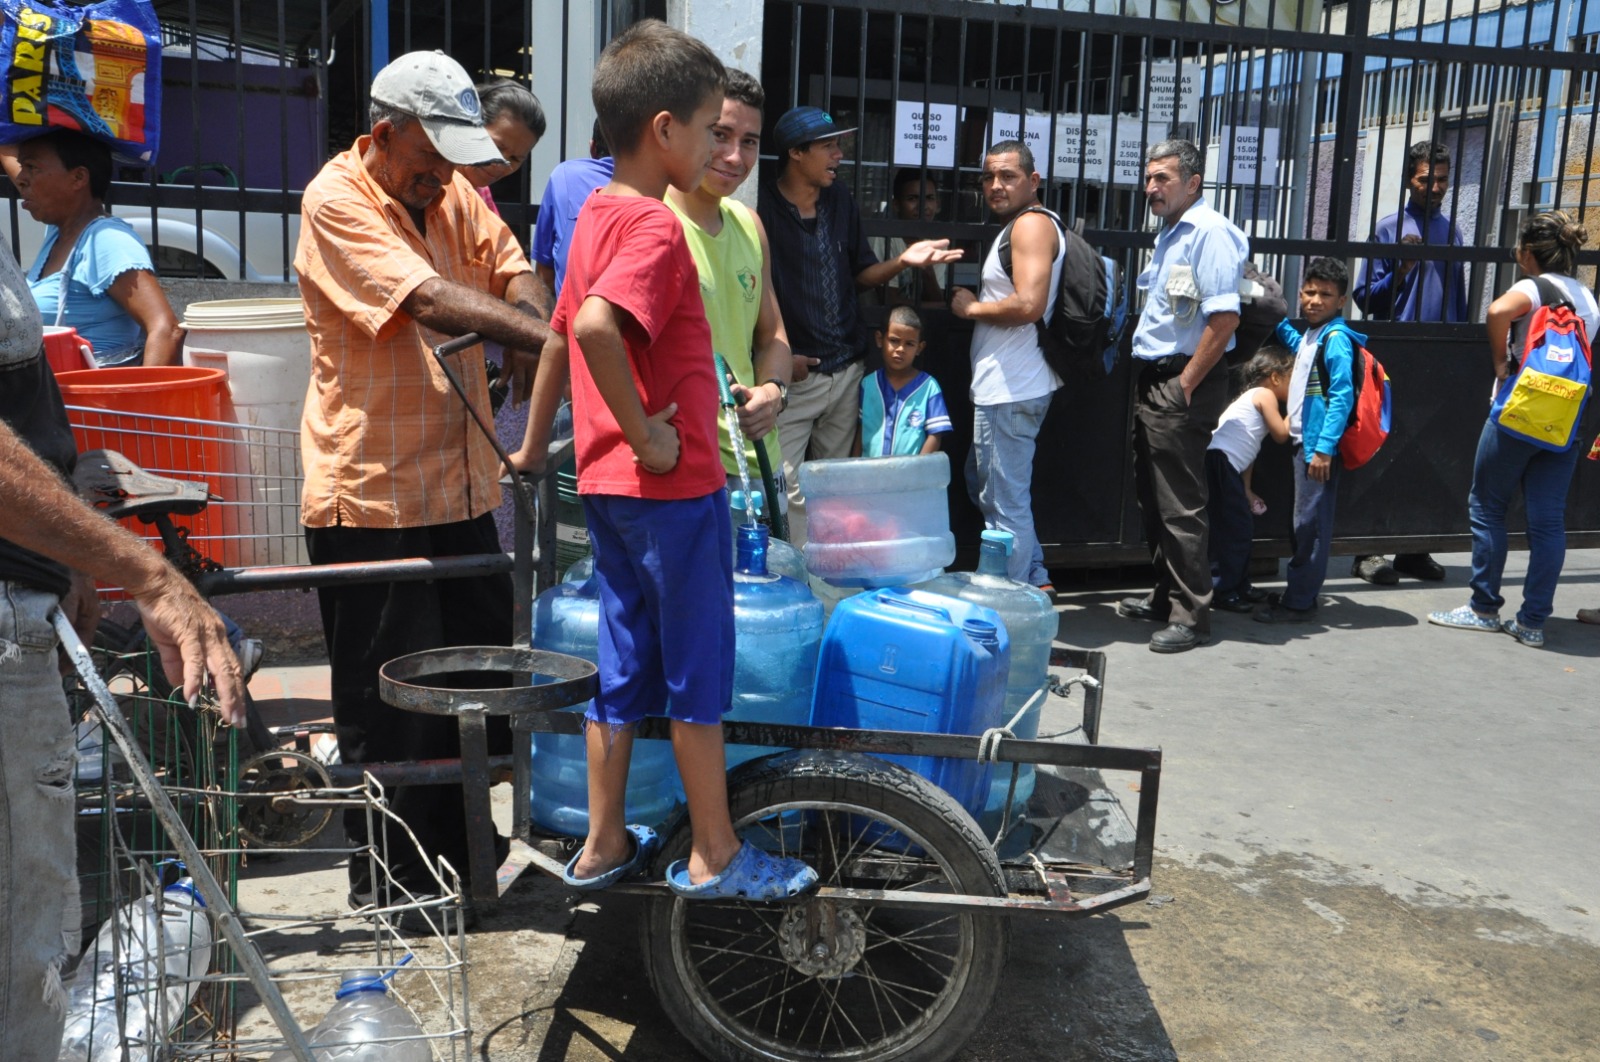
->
[67, 650, 471, 1061]
[65, 405, 306, 574]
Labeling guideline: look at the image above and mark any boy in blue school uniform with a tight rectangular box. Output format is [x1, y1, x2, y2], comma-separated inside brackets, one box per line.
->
[854, 306, 952, 457]
[1256, 257, 1363, 624]
[521, 20, 815, 899]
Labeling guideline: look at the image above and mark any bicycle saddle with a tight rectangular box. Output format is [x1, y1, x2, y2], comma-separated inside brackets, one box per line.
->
[75, 449, 212, 521]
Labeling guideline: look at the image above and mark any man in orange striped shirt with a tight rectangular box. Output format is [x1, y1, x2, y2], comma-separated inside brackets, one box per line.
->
[295, 51, 551, 911]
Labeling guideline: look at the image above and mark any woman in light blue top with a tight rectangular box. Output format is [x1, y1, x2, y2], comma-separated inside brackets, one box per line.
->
[2, 129, 182, 366]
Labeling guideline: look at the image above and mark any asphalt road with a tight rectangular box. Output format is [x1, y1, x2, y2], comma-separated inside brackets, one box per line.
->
[237, 547, 1600, 1060]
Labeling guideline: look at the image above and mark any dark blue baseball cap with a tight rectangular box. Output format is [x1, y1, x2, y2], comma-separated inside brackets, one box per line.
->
[773, 106, 857, 154]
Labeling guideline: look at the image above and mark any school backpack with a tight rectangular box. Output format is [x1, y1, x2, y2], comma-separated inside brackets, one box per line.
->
[1313, 324, 1392, 470]
[1490, 275, 1593, 452]
[998, 206, 1129, 380]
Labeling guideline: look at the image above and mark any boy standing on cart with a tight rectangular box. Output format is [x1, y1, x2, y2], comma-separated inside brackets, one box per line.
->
[294, 50, 553, 910]
[535, 20, 814, 897]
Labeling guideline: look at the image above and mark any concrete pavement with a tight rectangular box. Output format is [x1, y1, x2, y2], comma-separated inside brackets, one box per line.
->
[230, 546, 1600, 1059]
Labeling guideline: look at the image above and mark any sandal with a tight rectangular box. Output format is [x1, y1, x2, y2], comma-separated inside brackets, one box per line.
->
[665, 839, 818, 901]
[561, 824, 659, 891]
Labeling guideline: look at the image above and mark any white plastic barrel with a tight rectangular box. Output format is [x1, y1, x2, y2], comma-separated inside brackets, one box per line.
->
[181, 298, 310, 432]
[180, 299, 310, 567]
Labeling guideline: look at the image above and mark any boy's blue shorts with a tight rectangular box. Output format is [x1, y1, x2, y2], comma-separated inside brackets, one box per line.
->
[582, 490, 734, 728]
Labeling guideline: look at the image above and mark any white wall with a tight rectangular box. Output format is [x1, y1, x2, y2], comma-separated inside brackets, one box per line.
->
[527, 0, 603, 200]
[669, 0, 766, 208]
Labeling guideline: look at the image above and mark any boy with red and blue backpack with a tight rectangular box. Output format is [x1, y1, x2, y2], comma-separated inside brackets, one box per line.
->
[1256, 257, 1364, 624]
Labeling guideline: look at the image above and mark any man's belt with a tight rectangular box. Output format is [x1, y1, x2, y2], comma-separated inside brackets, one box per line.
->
[1139, 354, 1192, 376]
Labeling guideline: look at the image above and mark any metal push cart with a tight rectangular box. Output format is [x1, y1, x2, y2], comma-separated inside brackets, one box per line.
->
[162, 331, 1164, 1062]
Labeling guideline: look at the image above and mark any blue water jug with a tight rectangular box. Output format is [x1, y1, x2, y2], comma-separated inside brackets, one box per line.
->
[528, 572, 683, 836]
[810, 587, 1009, 815]
[726, 524, 823, 770]
[919, 530, 1057, 830]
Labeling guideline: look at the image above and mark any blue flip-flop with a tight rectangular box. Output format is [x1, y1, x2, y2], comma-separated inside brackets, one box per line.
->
[561, 824, 659, 891]
[665, 839, 819, 901]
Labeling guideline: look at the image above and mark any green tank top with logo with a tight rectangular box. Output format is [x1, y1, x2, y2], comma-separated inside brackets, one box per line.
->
[668, 196, 784, 477]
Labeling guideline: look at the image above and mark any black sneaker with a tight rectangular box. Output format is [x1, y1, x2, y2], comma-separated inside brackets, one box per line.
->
[1253, 595, 1317, 624]
[1351, 555, 1400, 585]
[1392, 553, 1446, 581]
[1117, 596, 1168, 622]
[1213, 591, 1257, 614]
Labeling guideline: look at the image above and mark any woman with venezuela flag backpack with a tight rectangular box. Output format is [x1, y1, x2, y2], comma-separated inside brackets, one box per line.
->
[1429, 211, 1598, 649]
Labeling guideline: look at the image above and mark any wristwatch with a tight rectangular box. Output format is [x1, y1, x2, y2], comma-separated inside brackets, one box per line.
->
[763, 377, 789, 412]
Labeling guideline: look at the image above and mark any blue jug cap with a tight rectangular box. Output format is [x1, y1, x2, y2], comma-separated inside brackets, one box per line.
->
[164, 879, 206, 908]
[336, 968, 393, 998]
[730, 489, 765, 516]
[979, 530, 1015, 555]
[962, 618, 1000, 648]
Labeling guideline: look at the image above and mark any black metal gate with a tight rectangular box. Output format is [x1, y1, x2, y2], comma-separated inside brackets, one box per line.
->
[762, 0, 1600, 563]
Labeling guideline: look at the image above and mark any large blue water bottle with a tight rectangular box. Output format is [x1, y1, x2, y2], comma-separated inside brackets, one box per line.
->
[810, 587, 1009, 815]
[919, 530, 1057, 829]
[528, 571, 683, 836]
[725, 524, 823, 770]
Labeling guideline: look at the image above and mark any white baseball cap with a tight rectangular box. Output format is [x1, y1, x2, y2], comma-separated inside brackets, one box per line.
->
[371, 50, 504, 167]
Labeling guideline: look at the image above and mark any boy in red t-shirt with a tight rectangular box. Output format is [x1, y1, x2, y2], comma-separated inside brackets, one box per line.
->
[524, 20, 814, 899]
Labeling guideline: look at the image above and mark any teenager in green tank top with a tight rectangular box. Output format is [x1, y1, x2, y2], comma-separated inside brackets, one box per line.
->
[664, 69, 791, 504]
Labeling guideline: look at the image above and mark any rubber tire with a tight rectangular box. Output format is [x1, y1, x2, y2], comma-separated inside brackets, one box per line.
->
[642, 750, 1010, 1062]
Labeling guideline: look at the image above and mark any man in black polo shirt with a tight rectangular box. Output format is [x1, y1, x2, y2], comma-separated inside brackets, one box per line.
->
[757, 106, 960, 543]
[0, 239, 243, 1057]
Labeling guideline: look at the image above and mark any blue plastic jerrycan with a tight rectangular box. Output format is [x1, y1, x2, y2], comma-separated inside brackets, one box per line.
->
[810, 587, 1010, 815]
[528, 572, 683, 837]
[918, 530, 1057, 830]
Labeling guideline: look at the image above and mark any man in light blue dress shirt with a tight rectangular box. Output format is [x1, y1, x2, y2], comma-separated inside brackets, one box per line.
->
[1117, 139, 1249, 653]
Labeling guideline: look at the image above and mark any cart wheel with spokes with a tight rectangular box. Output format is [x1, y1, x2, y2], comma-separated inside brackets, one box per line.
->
[642, 750, 1009, 1062]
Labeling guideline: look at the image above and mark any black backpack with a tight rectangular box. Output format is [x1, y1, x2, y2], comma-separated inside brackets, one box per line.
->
[998, 206, 1129, 380]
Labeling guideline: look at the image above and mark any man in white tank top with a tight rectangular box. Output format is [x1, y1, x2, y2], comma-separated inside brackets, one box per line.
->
[950, 141, 1067, 588]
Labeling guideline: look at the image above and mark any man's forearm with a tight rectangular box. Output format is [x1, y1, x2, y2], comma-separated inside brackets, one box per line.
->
[1181, 311, 1240, 393]
[0, 424, 175, 596]
[404, 275, 550, 351]
[507, 271, 555, 322]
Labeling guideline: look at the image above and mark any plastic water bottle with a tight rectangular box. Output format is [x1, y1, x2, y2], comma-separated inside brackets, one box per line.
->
[919, 530, 1057, 829]
[529, 569, 684, 836]
[726, 523, 823, 770]
[58, 879, 213, 1062]
[266, 969, 431, 1061]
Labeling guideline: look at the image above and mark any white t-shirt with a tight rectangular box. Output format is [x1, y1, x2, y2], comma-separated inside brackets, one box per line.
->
[1511, 273, 1600, 343]
[1209, 388, 1270, 474]
[1286, 321, 1329, 443]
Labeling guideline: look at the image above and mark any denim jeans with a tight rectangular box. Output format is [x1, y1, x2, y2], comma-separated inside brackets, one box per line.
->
[0, 583, 78, 1058]
[1468, 419, 1582, 627]
[965, 394, 1054, 586]
[1283, 445, 1342, 610]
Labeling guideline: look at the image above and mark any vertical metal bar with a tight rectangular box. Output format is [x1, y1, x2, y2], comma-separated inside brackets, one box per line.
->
[278, 0, 291, 282]
[1330, 0, 1371, 249]
[1133, 760, 1160, 882]
[952, 15, 968, 224]
[233, 0, 248, 278]
[372, 0, 390, 77]
[853, 7, 867, 204]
